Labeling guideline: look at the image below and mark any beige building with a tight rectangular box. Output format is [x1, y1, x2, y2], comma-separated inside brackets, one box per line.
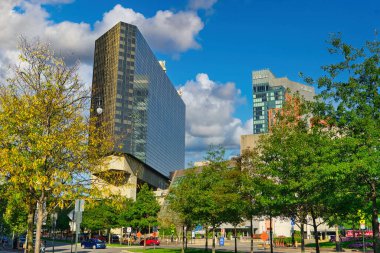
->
[93, 154, 170, 200]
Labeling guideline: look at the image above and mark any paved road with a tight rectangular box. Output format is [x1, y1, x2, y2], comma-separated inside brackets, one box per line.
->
[0, 240, 372, 253]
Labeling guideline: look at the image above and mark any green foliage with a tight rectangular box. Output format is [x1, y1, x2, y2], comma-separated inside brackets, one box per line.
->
[82, 196, 132, 233]
[0, 38, 113, 253]
[3, 197, 28, 234]
[274, 236, 301, 245]
[167, 146, 243, 253]
[54, 208, 71, 232]
[125, 184, 160, 233]
[310, 36, 380, 252]
[168, 146, 243, 229]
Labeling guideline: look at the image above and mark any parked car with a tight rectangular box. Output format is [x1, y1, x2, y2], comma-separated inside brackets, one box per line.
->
[140, 237, 160, 246]
[92, 235, 107, 242]
[81, 239, 106, 249]
[111, 235, 120, 243]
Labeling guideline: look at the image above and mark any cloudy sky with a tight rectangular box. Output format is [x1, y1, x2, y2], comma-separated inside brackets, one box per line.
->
[1, 0, 379, 166]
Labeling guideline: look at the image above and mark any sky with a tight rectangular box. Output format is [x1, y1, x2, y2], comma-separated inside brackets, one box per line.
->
[0, 0, 379, 166]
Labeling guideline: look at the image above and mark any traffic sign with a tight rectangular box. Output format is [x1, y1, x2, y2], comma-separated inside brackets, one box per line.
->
[67, 210, 74, 220]
[260, 232, 269, 241]
[219, 237, 224, 246]
[127, 227, 132, 233]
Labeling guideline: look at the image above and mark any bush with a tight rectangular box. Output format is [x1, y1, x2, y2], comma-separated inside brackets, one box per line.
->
[347, 242, 373, 249]
[274, 236, 301, 246]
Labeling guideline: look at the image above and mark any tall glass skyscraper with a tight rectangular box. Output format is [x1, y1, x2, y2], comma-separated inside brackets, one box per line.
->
[252, 69, 315, 134]
[91, 22, 185, 178]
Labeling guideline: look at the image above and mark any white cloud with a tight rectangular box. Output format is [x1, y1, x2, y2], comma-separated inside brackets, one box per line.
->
[180, 73, 252, 152]
[188, 0, 218, 10]
[96, 5, 204, 54]
[0, 1, 205, 80]
[30, 0, 74, 4]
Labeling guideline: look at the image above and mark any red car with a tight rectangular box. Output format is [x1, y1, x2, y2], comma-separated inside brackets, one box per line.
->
[140, 237, 160, 246]
[92, 235, 107, 242]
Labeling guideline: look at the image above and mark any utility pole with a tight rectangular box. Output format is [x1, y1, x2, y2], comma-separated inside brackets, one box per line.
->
[74, 200, 84, 253]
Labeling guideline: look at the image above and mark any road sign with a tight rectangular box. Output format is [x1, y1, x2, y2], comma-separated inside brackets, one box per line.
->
[75, 199, 85, 212]
[260, 232, 269, 241]
[137, 232, 142, 238]
[69, 221, 76, 231]
[67, 210, 74, 220]
[127, 227, 132, 233]
[219, 237, 224, 246]
[360, 220, 365, 230]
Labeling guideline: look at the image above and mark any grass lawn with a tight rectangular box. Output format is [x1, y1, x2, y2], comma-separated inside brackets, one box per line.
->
[106, 243, 140, 248]
[305, 240, 371, 249]
[128, 248, 235, 253]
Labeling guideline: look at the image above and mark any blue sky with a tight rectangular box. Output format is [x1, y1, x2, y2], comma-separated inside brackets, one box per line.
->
[0, 0, 379, 166]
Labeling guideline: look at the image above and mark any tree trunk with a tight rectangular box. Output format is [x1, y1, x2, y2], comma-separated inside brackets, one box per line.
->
[34, 197, 45, 253]
[25, 200, 35, 253]
[335, 224, 342, 252]
[269, 216, 273, 253]
[301, 222, 305, 253]
[185, 227, 188, 250]
[311, 212, 320, 253]
[181, 225, 185, 253]
[250, 217, 254, 253]
[108, 229, 111, 244]
[371, 182, 380, 253]
[205, 227, 208, 252]
[234, 226, 237, 253]
[212, 227, 216, 253]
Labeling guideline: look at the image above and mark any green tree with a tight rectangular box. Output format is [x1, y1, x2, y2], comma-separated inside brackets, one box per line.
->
[243, 94, 343, 253]
[56, 209, 70, 232]
[310, 36, 380, 252]
[127, 184, 160, 242]
[82, 197, 128, 243]
[3, 196, 28, 236]
[166, 168, 200, 253]
[0, 38, 112, 253]
[167, 146, 243, 253]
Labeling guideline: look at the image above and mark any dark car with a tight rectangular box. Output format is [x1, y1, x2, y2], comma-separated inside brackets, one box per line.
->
[111, 235, 120, 243]
[140, 237, 160, 246]
[81, 239, 106, 249]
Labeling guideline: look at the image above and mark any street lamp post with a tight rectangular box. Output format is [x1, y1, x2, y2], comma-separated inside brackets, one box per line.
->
[94, 96, 103, 115]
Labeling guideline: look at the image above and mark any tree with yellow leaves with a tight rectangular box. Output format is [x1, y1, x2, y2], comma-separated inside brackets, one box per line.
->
[0, 38, 113, 253]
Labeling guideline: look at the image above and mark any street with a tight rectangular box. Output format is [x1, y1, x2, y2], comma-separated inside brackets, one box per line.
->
[0, 240, 369, 253]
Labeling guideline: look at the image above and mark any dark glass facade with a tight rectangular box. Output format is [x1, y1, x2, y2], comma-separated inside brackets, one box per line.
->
[253, 83, 285, 134]
[91, 22, 185, 177]
[252, 69, 315, 134]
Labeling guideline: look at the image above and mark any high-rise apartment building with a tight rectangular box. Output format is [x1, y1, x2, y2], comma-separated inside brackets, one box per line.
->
[252, 69, 315, 134]
[91, 22, 185, 191]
